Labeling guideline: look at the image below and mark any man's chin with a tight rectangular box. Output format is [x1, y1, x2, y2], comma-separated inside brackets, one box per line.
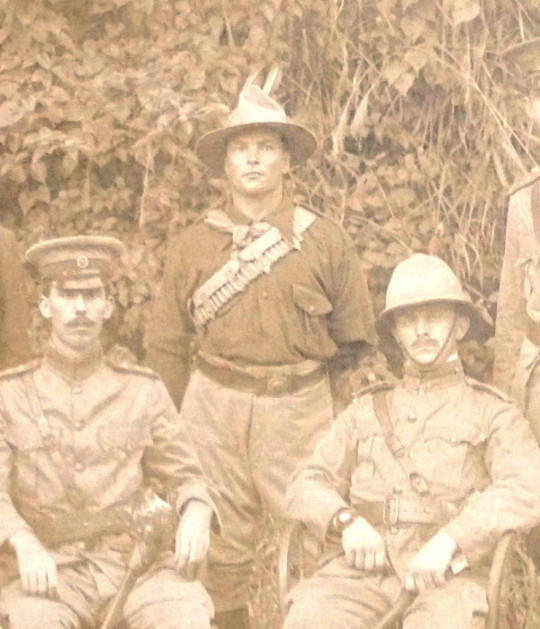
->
[410, 350, 439, 366]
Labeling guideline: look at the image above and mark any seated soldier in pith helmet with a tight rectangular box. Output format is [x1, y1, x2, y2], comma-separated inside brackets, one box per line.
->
[0, 236, 219, 629]
[283, 253, 540, 629]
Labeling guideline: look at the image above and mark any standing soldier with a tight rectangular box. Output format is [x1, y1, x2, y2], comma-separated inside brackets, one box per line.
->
[145, 78, 377, 628]
[284, 254, 540, 629]
[0, 225, 31, 368]
[493, 167, 540, 438]
[494, 38, 540, 436]
[0, 236, 218, 629]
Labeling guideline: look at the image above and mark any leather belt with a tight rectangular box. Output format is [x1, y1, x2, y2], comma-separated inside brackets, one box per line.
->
[527, 318, 540, 346]
[355, 496, 447, 527]
[196, 354, 326, 396]
[15, 502, 131, 548]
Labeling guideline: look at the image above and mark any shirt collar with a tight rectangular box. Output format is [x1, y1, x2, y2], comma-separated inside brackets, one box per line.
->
[402, 357, 464, 391]
[44, 344, 104, 381]
[224, 195, 296, 244]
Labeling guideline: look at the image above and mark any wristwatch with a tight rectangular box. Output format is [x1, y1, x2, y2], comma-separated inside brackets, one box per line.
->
[329, 507, 358, 536]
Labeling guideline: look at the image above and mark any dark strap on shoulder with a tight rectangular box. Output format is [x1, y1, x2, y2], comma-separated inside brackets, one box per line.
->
[371, 389, 429, 495]
[532, 179, 540, 243]
[372, 389, 405, 459]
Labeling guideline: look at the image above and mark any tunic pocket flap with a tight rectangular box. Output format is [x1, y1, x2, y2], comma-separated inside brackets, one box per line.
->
[98, 424, 152, 451]
[424, 421, 485, 445]
[292, 284, 333, 316]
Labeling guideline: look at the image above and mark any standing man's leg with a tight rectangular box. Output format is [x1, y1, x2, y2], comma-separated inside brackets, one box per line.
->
[180, 371, 260, 628]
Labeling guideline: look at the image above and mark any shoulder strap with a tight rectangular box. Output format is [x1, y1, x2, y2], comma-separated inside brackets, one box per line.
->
[372, 389, 406, 459]
[371, 389, 429, 495]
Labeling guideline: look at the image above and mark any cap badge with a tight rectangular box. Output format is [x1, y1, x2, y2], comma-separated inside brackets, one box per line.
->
[77, 255, 89, 269]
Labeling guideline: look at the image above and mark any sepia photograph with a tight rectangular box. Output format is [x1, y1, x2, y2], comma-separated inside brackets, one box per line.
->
[0, 1, 539, 627]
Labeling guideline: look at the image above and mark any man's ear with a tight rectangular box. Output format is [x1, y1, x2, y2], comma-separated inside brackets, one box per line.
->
[38, 295, 52, 320]
[455, 314, 470, 341]
[104, 295, 115, 321]
[281, 144, 291, 175]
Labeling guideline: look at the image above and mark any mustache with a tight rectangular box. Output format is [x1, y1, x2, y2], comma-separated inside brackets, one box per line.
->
[66, 317, 95, 328]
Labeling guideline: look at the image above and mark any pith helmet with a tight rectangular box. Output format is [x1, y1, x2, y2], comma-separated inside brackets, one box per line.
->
[25, 235, 126, 282]
[376, 253, 492, 342]
[195, 84, 317, 172]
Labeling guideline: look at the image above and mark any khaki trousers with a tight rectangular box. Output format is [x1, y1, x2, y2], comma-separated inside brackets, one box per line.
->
[180, 370, 334, 612]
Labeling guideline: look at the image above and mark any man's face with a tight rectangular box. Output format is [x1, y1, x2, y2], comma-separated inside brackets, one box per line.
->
[39, 276, 114, 354]
[392, 303, 468, 367]
[224, 128, 290, 199]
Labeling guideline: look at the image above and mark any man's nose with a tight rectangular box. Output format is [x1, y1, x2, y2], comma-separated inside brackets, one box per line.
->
[74, 294, 87, 312]
[246, 146, 260, 162]
[414, 317, 427, 336]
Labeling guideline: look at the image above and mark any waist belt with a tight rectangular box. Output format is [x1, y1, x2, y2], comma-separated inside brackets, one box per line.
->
[527, 319, 540, 346]
[355, 496, 448, 527]
[196, 353, 326, 396]
[16, 502, 131, 548]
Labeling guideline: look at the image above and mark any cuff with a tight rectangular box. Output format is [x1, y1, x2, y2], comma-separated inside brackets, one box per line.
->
[175, 481, 221, 534]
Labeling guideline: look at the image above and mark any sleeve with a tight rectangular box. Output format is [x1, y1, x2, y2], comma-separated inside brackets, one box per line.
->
[441, 397, 540, 564]
[285, 401, 359, 540]
[0, 394, 34, 544]
[142, 380, 220, 530]
[326, 227, 377, 347]
[493, 192, 529, 392]
[0, 228, 31, 369]
[144, 238, 196, 409]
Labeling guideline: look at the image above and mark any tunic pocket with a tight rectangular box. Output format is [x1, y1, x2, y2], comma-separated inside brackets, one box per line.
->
[98, 424, 152, 454]
[292, 284, 333, 354]
[420, 422, 486, 490]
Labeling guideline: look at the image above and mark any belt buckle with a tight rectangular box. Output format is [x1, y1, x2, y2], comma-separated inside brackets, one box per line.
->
[383, 494, 400, 526]
[265, 373, 290, 395]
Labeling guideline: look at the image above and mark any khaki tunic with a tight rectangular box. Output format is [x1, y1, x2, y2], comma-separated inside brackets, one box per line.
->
[284, 361, 540, 628]
[0, 349, 218, 628]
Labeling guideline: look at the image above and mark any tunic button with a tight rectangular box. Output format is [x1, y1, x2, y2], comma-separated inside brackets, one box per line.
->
[407, 414, 417, 423]
[74, 462, 85, 472]
[73, 385, 82, 394]
[393, 485, 403, 494]
[76, 541, 86, 550]
[74, 421, 84, 431]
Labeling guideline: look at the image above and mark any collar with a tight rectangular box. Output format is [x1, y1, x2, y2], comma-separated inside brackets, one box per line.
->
[402, 357, 464, 391]
[44, 344, 104, 381]
[224, 195, 296, 244]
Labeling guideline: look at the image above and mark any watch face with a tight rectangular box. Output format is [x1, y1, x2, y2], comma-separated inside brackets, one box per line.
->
[338, 511, 353, 525]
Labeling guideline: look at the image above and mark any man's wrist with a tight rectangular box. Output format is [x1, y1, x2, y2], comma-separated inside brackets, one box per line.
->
[9, 529, 39, 551]
[183, 499, 213, 525]
[329, 507, 360, 536]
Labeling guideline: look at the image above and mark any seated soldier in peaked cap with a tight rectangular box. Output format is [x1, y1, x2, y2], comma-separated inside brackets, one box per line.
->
[0, 235, 219, 629]
[283, 253, 540, 629]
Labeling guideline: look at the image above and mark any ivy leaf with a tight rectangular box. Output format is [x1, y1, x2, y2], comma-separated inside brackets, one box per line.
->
[0, 96, 36, 129]
[453, 0, 480, 25]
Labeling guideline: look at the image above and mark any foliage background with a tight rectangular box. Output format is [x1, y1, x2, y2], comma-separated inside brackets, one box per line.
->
[3, 0, 539, 366]
[1, 0, 540, 624]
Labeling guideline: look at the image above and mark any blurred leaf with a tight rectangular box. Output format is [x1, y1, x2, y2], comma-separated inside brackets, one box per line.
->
[452, 0, 480, 26]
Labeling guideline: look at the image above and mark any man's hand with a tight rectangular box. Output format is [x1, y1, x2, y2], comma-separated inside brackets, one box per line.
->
[10, 530, 58, 598]
[342, 517, 387, 572]
[405, 532, 458, 593]
[175, 500, 213, 580]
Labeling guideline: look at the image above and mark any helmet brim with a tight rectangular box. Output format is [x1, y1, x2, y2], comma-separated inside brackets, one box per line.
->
[376, 298, 493, 348]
